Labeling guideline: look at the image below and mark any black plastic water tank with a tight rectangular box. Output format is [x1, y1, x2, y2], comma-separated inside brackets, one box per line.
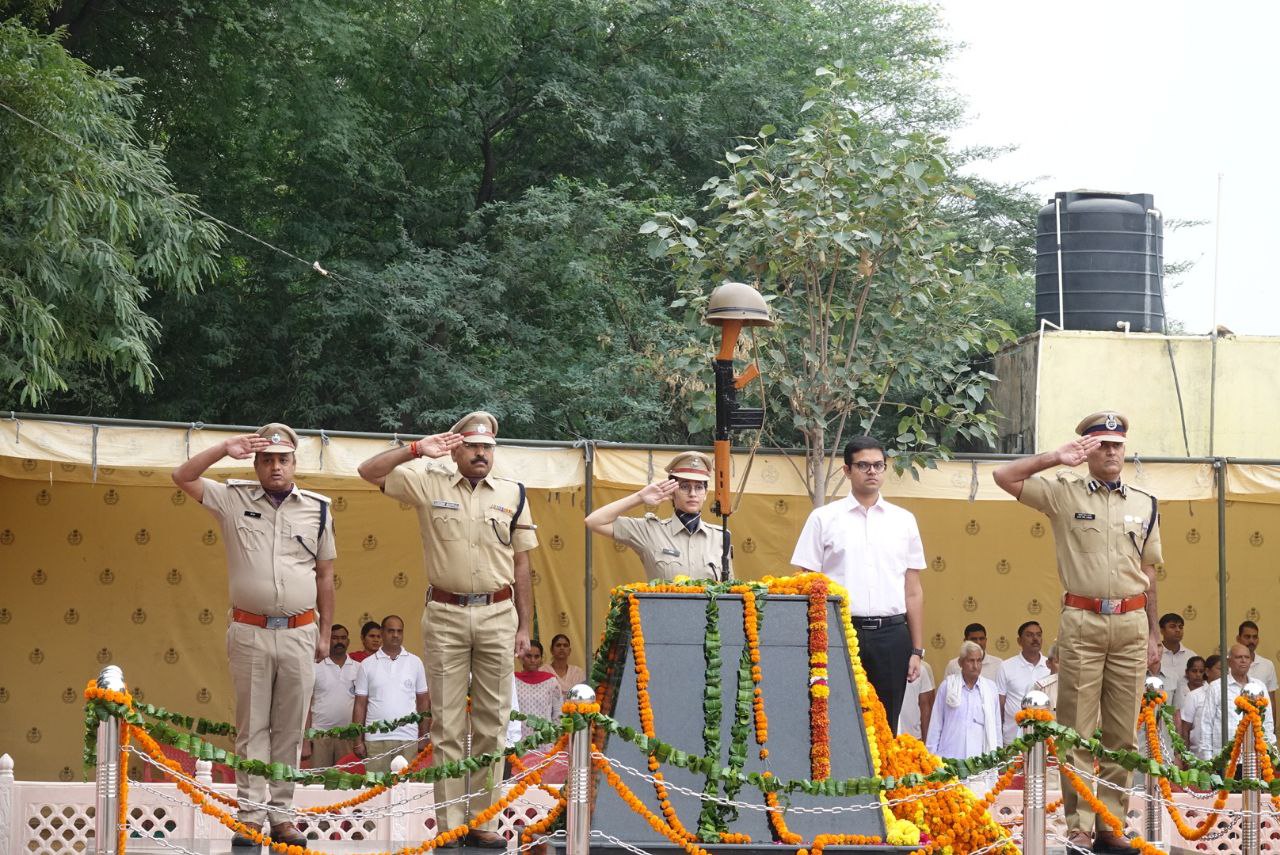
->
[1034, 191, 1165, 333]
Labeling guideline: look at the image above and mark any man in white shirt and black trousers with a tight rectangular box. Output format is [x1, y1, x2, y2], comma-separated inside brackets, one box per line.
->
[791, 436, 926, 733]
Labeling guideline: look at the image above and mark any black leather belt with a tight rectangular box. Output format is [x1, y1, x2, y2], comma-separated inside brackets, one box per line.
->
[850, 613, 907, 631]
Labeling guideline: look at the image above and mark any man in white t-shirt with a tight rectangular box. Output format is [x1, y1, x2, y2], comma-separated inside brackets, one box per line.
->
[1238, 620, 1279, 709]
[1177, 655, 1212, 748]
[1153, 613, 1195, 708]
[791, 436, 927, 734]
[899, 659, 937, 740]
[303, 624, 361, 767]
[353, 615, 430, 773]
[943, 623, 1003, 682]
[996, 621, 1053, 744]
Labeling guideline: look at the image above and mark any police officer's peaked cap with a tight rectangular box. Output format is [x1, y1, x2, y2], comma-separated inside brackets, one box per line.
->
[451, 411, 498, 445]
[665, 451, 712, 482]
[255, 422, 299, 453]
[1075, 411, 1129, 443]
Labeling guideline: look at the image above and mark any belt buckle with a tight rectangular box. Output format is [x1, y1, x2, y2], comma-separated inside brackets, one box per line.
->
[463, 593, 488, 607]
[1099, 598, 1121, 615]
[861, 617, 882, 630]
[265, 615, 289, 629]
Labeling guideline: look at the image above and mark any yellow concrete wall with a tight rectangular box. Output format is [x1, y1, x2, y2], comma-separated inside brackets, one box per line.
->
[994, 331, 1280, 458]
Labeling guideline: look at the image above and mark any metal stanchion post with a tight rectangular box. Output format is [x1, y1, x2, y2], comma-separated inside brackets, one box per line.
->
[1021, 690, 1050, 855]
[94, 665, 127, 855]
[1241, 680, 1266, 855]
[1143, 676, 1165, 848]
[566, 684, 595, 855]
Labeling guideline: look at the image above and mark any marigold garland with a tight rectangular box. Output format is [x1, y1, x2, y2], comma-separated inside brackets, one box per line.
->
[1140, 691, 1237, 841]
[806, 575, 832, 781]
[1050, 737, 1163, 855]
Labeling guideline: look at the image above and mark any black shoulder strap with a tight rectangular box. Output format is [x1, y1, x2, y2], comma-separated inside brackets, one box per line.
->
[318, 497, 328, 543]
[1143, 494, 1157, 552]
[510, 482, 526, 540]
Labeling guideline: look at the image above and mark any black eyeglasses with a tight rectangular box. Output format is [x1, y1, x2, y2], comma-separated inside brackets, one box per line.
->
[851, 461, 887, 473]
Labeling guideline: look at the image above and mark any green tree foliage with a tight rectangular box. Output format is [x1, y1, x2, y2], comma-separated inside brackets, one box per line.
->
[644, 69, 1016, 504]
[0, 21, 222, 405]
[6, 0, 1039, 444]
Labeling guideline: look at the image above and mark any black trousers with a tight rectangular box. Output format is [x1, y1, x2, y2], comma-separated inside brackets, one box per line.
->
[855, 621, 911, 735]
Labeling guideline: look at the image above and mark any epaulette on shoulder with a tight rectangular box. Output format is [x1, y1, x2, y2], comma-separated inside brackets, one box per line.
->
[1126, 484, 1155, 499]
[1055, 470, 1085, 483]
[643, 512, 663, 523]
[296, 488, 331, 504]
[492, 474, 521, 484]
[225, 478, 258, 487]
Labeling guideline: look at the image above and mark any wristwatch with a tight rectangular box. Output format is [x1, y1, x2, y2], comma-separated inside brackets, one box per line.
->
[910, 647, 925, 657]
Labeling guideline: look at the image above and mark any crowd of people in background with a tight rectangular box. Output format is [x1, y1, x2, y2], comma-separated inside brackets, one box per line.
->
[902, 614, 1279, 767]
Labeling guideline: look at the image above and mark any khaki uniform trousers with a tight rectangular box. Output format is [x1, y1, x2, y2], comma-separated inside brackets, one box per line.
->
[364, 737, 424, 774]
[422, 598, 517, 831]
[308, 737, 355, 769]
[227, 621, 317, 827]
[1056, 607, 1146, 834]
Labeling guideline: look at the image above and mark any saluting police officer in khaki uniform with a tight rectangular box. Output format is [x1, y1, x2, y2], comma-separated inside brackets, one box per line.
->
[358, 412, 535, 849]
[994, 412, 1161, 855]
[584, 451, 731, 581]
[172, 423, 335, 849]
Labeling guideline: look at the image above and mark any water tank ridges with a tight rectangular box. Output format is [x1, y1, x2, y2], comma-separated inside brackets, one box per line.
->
[1034, 190, 1166, 333]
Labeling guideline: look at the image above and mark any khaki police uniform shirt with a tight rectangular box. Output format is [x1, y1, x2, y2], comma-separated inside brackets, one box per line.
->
[612, 513, 728, 581]
[1019, 471, 1162, 599]
[201, 479, 336, 615]
[384, 462, 537, 593]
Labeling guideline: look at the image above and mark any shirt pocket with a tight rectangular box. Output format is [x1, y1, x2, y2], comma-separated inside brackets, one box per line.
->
[430, 510, 466, 541]
[235, 519, 272, 551]
[286, 523, 319, 559]
[484, 510, 514, 545]
[1068, 519, 1105, 554]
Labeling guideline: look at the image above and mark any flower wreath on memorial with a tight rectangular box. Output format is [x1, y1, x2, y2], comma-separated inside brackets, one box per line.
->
[583, 573, 1018, 855]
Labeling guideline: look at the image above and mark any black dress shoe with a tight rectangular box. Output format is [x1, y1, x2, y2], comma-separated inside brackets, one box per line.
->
[465, 829, 508, 849]
[438, 838, 462, 850]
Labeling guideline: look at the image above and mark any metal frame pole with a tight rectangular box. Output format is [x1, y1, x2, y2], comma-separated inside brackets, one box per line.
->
[1241, 681, 1265, 855]
[566, 684, 595, 855]
[94, 665, 126, 855]
[1021, 690, 1049, 855]
[1217, 460, 1230, 749]
[1142, 677, 1164, 847]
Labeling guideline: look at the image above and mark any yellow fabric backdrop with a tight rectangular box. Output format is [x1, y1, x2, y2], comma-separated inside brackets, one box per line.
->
[0, 419, 1267, 780]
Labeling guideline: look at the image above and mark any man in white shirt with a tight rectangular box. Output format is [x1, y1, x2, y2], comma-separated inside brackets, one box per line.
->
[927, 641, 1001, 762]
[1177, 655, 1211, 746]
[1195, 645, 1274, 760]
[1153, 613, 1195, 708]
[943, 623, 1003, 682]
[996, 621, 1053, 745]
[1238, 620, 1279, 709]
[303, 624, 361, 767]
[899, 659, 937, 740]
[353, 615, 430, 773]
[791, 436, 926, 734]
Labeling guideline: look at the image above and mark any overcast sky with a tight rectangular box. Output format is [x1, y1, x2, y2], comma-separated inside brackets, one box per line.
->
[936, 0, 1276, 335]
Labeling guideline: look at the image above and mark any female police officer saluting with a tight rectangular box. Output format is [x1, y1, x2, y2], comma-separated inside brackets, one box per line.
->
[584, 451, 730, 581]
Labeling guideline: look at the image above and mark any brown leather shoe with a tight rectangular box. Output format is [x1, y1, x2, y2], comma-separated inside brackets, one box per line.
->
[1064, 830, 1093, 855]
[464, 829, 508, 849]
[269, 822, 308, 847]
[1093, 831, 1140, 855]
